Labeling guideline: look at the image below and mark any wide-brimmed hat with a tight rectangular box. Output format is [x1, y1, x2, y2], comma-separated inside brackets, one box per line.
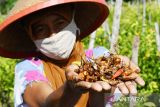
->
[0, 0, 109, 58]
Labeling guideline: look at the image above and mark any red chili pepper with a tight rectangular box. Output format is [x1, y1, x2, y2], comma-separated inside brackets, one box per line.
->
[111, 68, 124, 79]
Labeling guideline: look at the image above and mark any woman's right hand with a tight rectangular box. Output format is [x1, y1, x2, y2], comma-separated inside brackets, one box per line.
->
[65, 64, 111, 92]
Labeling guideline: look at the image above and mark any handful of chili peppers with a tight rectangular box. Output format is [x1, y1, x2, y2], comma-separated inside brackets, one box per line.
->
[74, 54, 134, 85]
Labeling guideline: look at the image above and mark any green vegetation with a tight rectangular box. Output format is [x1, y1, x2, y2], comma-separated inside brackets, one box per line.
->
[0, 0, 16, 14]
[0, 0, 160, 107]
[0, 58, 19, 107]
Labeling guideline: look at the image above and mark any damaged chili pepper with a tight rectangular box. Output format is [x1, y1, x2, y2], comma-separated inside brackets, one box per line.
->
[111, 68, 124, 79]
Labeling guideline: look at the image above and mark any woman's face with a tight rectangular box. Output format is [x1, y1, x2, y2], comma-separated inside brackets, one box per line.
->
[25, 7, 73, 40]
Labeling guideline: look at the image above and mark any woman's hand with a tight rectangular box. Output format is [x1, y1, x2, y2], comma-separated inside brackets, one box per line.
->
[65, 64, 111, 92]
[115, 55, 145, 95]
[65, 55, 145, 95]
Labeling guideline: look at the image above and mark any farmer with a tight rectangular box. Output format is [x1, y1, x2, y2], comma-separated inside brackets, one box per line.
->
[0, 0, 145, 107]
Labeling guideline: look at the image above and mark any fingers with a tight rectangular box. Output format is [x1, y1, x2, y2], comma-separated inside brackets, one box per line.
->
[135, 76, 145, 86]
[125, 81, 137, 96]
[65, 64, 79, 81]
[118, 55, 130, 66]
[75, 81, 92, 89]
[65, 64, 79, 73]
[91, 82, 103, 92]
[90, 81, 111, 92]
[117, 81, 138, 96]
[73, 81, 91, 93]
[123, 72, 139, 80]
[76, 81, 111, 92]
[66, 69, 79, 81]
[129, 61, 140, 73]
[118, 55, 140, 73]
[124, 72, 145, 87]
[117, 82, 129, 95]
[131, 81, 137, 87]
[96, 81, 111, 91]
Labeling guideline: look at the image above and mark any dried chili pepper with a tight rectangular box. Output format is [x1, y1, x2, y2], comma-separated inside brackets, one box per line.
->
[73, 53, 136, 85]
[111, 68, 124, 79]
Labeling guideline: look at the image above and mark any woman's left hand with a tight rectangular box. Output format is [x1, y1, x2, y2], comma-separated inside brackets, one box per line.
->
[65, 64, 111, 93]
[114, 55, 145, 95]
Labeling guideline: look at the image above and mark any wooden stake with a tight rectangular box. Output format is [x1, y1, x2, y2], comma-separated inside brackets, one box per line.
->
[131, 36, 140, 67]
[102, 20, 111, 37]
[105, 0, 123, 107]
[129, 36, 140, 107]
[149, 0, 152, 25]
[155, 22, 160, 52]
[142, 0, 146, 33]
[110, 0, 123, 54]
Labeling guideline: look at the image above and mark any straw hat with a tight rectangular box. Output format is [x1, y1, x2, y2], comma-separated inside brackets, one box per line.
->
[0, 0, 109, 58]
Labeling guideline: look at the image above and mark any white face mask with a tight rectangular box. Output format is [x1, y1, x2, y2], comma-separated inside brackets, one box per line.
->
[34, 16, 80, 60]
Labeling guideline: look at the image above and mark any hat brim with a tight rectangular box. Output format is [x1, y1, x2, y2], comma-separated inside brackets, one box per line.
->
[0, 0, 109, 58]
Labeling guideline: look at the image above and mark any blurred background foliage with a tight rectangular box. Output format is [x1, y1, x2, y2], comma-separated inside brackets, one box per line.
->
[0, 0, 160, 107]
[0, 0, 16, 14]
